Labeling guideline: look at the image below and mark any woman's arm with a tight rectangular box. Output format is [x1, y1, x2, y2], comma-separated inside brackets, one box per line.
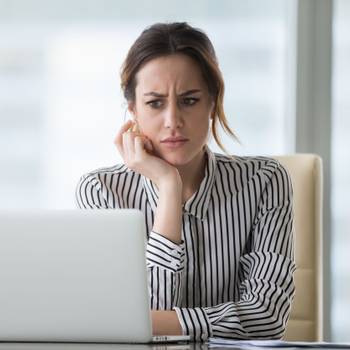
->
[145, 173, 187, 311]
[152, 174, 183, 244]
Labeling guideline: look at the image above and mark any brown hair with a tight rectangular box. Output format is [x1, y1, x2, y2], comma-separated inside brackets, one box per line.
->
[120, 22, 238, 154]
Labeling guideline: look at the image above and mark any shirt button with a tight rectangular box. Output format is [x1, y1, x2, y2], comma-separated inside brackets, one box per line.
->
[171, 249, 178, 257]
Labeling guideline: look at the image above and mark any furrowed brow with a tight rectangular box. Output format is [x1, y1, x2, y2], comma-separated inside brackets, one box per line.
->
[143, 89, 201, 97]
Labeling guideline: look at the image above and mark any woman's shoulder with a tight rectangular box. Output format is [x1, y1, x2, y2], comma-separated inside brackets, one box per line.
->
[214, 152, 291, 183]
[76, 163, 137, 188]
[215, 152, 284, 170]
[75, 163, 141, 209]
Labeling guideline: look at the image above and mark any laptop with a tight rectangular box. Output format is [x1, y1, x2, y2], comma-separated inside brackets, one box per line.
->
[0, 209, 190, 344]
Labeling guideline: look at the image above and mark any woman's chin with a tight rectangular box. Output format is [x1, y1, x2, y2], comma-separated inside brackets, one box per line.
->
[156, 145, 205, 168]
[159, 152, 191, 167]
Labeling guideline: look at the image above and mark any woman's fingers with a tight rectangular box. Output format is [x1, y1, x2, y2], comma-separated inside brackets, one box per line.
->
[115, 119, 136, 159]
[134, 135, 149, 157]
[114, 119, 134, 156]
[131, 121, 140, 133]
[144, 137, 154, 153]
[115, 120, 155, 172]
[114, 119, 133, 144]
[114, 120, 177, 186]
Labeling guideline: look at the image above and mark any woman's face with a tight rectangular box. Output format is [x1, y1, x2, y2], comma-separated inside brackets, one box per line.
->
[129, 53, 214, 167]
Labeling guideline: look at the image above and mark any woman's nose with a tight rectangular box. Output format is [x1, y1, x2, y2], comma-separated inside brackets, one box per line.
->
[163, 102, 184, 129]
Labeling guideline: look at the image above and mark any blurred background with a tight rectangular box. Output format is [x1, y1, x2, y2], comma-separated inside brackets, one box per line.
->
[0, 0, 348, 341]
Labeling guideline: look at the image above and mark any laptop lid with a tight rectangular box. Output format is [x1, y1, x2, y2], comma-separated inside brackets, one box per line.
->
[0, 209, 153, 343]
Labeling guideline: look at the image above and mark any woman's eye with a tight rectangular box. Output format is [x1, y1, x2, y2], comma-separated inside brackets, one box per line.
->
[182, 97, 199, 106]
[146, 100, 163, 109]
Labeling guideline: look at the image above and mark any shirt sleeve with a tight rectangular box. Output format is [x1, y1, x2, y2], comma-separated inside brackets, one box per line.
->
[146, 231, 186, 310]
[173, 161, 296, 341]
[75, 173, 186, 310]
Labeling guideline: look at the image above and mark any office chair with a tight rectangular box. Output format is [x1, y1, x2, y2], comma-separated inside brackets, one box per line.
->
[273, 154, 323, 341]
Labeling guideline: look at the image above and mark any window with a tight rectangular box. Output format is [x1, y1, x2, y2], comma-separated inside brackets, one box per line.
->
[0, 0, 291, 209]
[331, 0, 350, 341]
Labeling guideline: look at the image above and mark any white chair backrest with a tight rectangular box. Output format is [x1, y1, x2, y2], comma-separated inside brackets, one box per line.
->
[273, 154, 323, 341]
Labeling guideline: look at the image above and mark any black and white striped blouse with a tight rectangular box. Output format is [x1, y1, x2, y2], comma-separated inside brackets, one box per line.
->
[75, 145, 296, 342]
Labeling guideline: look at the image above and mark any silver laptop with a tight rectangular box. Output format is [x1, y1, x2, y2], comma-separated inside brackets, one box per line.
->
[0, 209, 190, 344]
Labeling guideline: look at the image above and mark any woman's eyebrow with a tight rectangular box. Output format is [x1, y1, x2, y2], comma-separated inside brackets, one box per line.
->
[143, 89, 202, 97]
[180, 89, 201, 96]
[143, 92, 165, 97]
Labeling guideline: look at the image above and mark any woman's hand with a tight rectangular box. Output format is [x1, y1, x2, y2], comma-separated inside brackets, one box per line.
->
[151, 310, 183, 336]
[114, 120, 181, 189]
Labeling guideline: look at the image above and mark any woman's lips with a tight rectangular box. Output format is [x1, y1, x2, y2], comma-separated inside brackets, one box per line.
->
[160, 140, 189, 148]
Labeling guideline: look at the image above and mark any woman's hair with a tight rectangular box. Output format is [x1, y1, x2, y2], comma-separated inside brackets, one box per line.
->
[120, 22, 238, 154]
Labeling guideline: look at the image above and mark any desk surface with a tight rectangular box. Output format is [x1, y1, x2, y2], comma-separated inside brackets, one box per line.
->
[0, 343, 201, 350]
[0, 342, 347, 350]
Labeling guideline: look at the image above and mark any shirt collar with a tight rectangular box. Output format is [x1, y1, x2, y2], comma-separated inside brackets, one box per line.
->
[142, 145, 217, 221]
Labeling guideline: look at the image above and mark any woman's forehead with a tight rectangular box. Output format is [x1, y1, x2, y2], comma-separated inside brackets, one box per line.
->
[135, 54, 206, 92]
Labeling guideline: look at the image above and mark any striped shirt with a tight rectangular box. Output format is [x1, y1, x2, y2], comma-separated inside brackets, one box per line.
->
[75, 145, 296, 342]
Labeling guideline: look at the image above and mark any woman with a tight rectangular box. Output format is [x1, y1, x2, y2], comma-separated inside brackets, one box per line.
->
[76, 22, 296, 342]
